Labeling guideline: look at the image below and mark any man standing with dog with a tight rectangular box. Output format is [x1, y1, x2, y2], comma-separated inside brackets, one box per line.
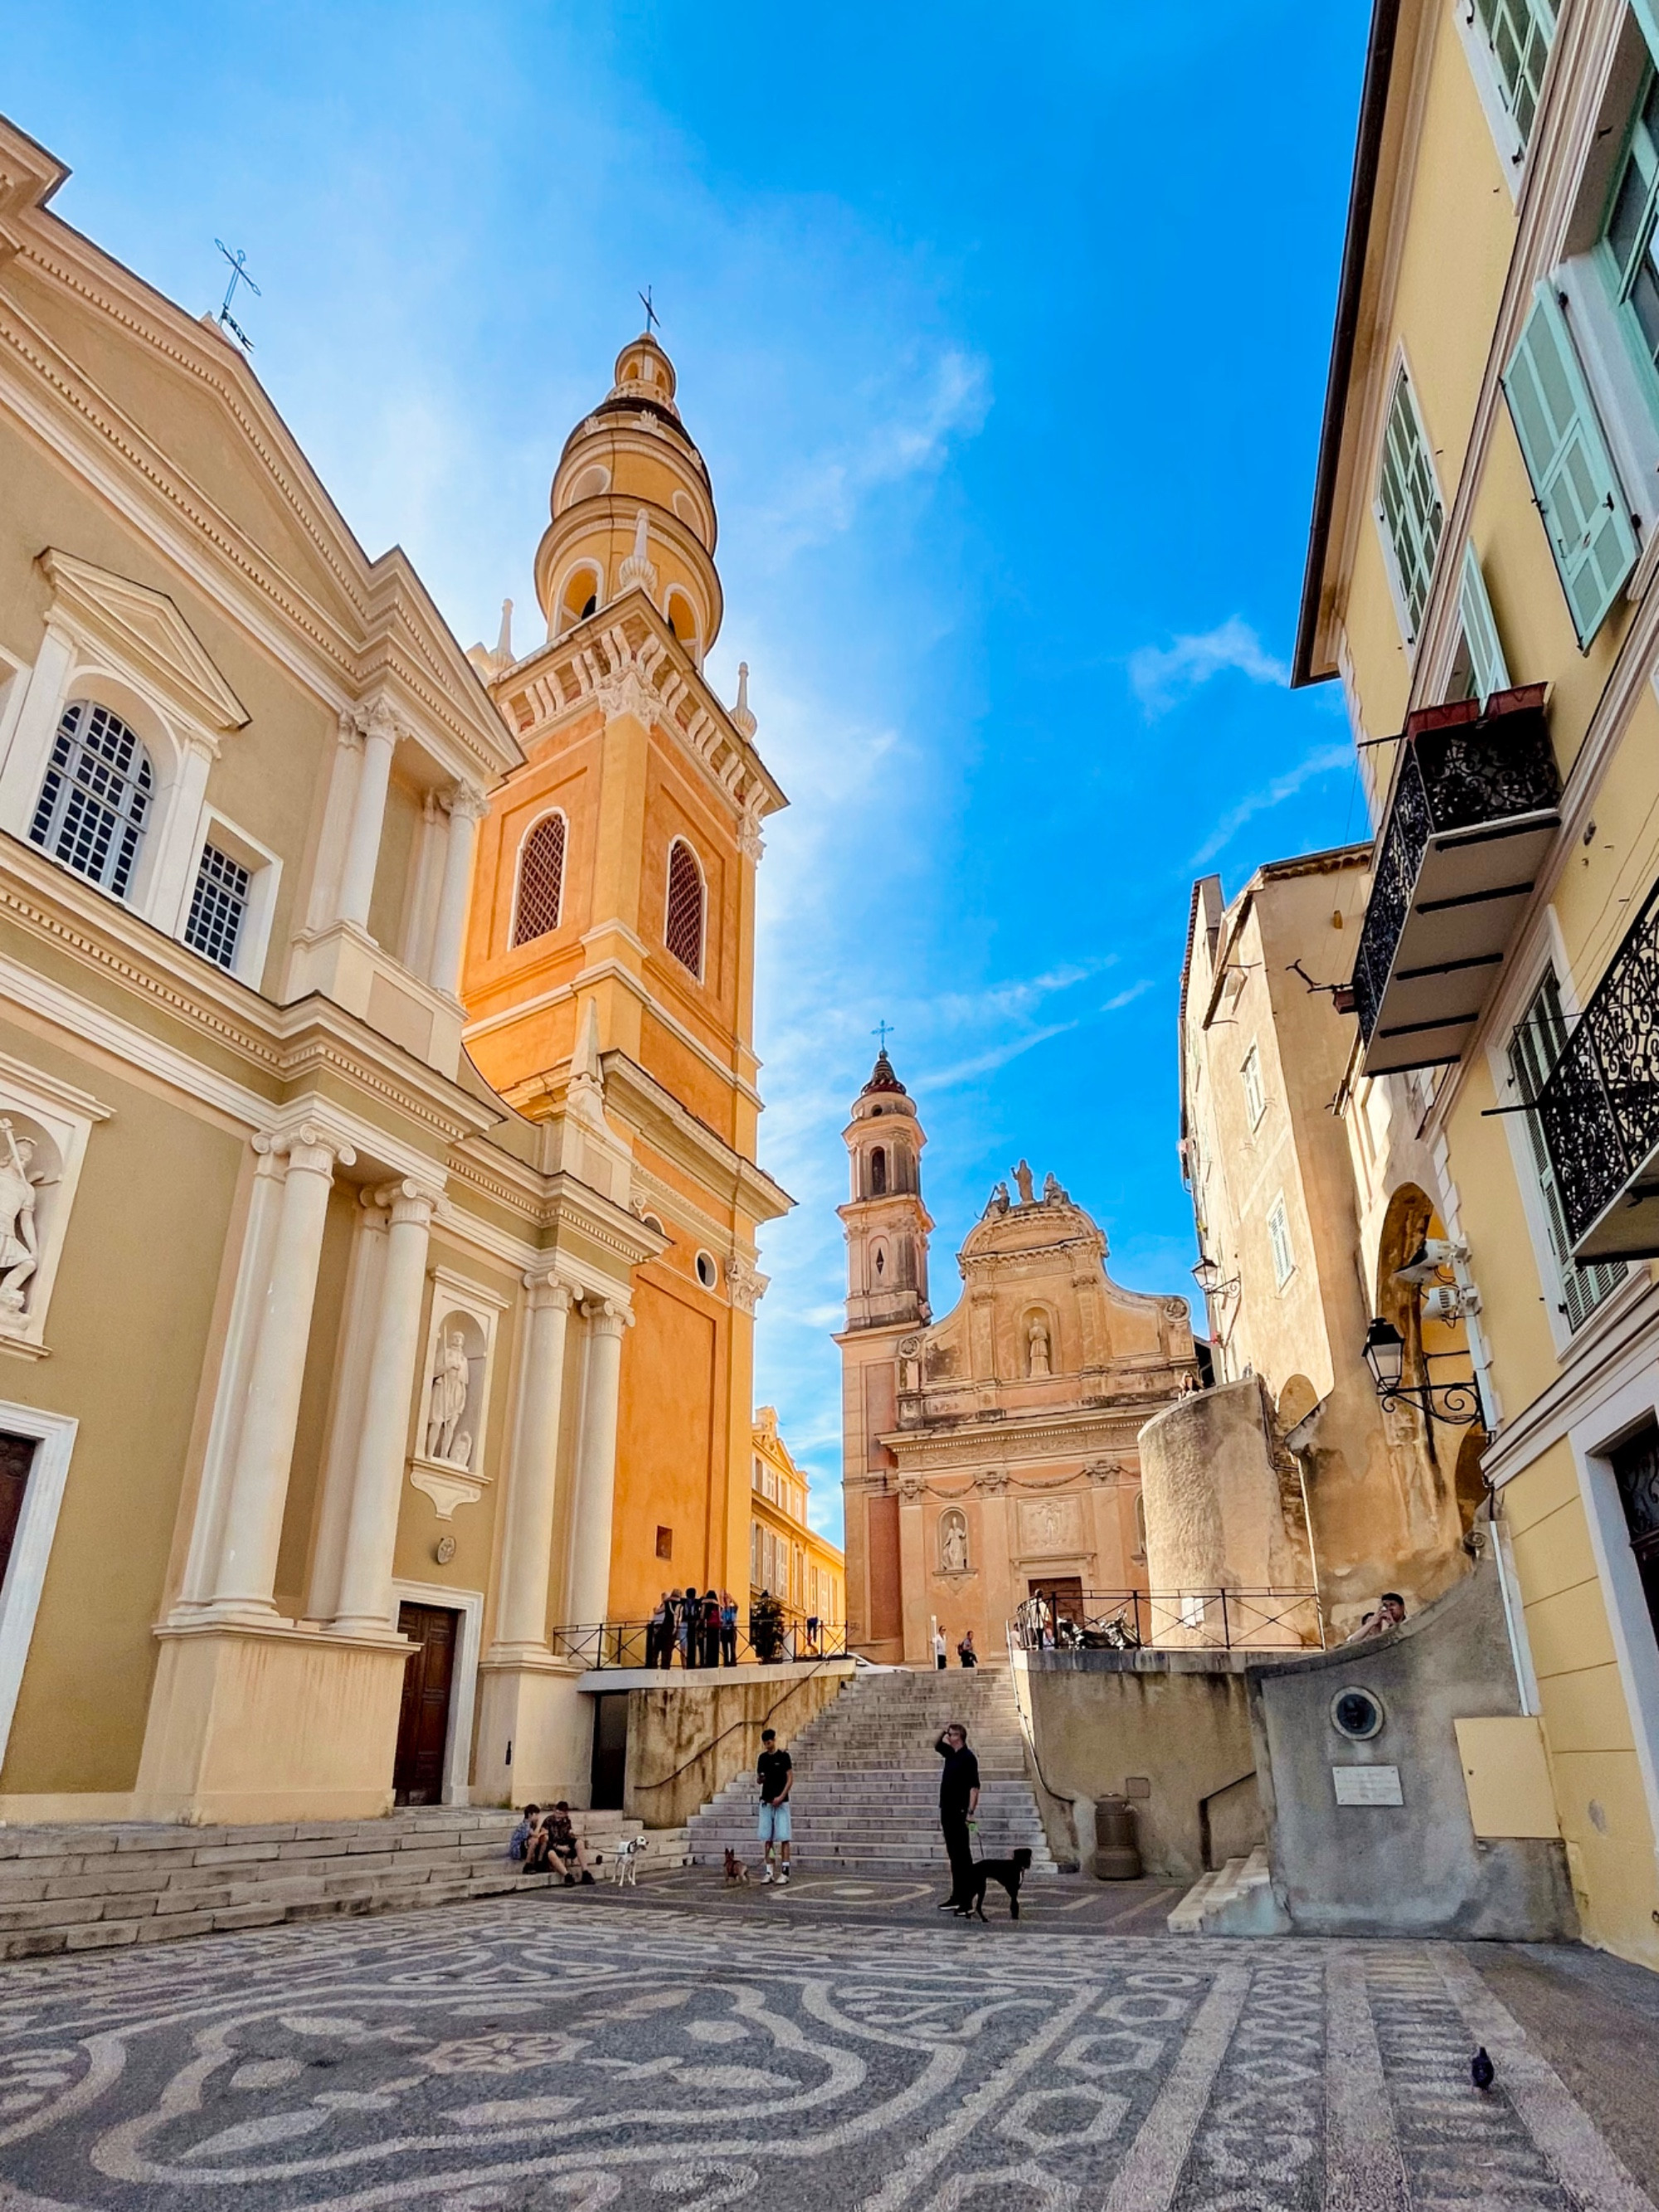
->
[935, 1721, 980, 1910]
[757, 1726, 792, 1886]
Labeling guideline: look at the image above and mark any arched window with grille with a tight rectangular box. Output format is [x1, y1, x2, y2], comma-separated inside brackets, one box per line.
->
[869, 1146, 887, 1196]
[664, 837, 705, 977]
[30, 701, 153, 901]
[511, 811, 567, 947]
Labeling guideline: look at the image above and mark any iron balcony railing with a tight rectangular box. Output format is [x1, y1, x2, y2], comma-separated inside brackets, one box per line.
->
[550, 1610, 849, 1671]
[1350, 686, 1560, 1070]
[1535, 874, 1659, 1261]
[1010, 1588, 1325, 1655]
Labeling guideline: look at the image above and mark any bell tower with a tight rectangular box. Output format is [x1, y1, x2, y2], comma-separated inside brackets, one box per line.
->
[839, 1049, 932, 1330]
[836, 1049, 932, 1664]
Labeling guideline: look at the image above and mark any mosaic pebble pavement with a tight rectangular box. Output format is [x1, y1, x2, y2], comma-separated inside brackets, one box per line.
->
[0, 1889, 1648, 2212]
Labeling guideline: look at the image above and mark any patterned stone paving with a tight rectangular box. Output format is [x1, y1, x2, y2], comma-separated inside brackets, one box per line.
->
[0, 1891, 1647, 2211]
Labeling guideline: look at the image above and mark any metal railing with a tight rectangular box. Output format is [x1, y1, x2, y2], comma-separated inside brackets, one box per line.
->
[1351, 688, 1559, 1043]
[1010, 1588, 1325, 1655]
[550, 1609, 850, 1671]
[1535, 873, 1659, 1252]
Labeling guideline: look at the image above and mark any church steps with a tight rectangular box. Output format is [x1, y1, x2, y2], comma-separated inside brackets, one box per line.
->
[0, 1808, 691, 1958]
[685, 1665, 1058, 1874]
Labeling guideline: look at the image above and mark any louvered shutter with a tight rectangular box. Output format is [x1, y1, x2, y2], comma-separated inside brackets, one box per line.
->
[1458, 543, 1511, 703]
[1503, 282, 1637, 645]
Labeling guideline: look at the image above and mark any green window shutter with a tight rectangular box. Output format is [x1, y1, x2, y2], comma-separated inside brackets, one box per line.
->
[1473, 0, 1557, 148]
[1458, 544, 1510, 703]
[1503, 282, 1637, 645]
[1507, 973, 1626, 1331]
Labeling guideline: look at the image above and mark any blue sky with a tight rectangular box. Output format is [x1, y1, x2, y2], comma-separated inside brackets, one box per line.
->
[7, 2, 1374, 1546]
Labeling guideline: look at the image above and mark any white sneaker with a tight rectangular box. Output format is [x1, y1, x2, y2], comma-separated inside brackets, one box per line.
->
[777, 1869, 790, 1886]
[761, 1864, 774, 1884]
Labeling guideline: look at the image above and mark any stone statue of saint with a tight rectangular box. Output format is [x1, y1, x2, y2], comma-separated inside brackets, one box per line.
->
[984, 1181, 1010, 1217]
[426, 1330, 470, 1462]
[1042, 1172, 1068, 1205]
[1028, 1314, 1052, 1378]
[0, 1122, 41, 1315]
[1014, 1159, 1035, 1206]
[941, 1517, 968, 1573]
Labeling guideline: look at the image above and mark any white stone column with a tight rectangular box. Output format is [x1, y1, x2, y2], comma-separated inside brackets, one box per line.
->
[566, 1299, 630, 1627]
[336, 702, 397, 932]
[210, 1126, 353, 1617]
[428, 785, 485, 998]
[331, 1179, 438, 1635]
[0, 626, 73, 824]
[493, 1275, 575, 1653]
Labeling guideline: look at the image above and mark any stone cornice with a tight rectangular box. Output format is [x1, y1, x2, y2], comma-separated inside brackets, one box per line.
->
[599, 1049, 793, 1224]
[0, 144, 519, 784]
[492, 596, 786, 827]
[878, 1406, 1157, 1473]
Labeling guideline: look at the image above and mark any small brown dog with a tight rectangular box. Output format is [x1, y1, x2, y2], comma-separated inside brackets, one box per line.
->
[723, 1848, 751, 1886]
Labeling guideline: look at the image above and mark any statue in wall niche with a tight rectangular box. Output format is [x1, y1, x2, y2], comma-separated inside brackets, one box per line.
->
[941, 1516, 969, 1573]
[1014, 1159, 1035, 1206]
[1027, 1314, 1052, 1378]
[984, 1182, 1010, 1218]
[426, 1330, 471, 1463]
[0, 1122, 41, 1315]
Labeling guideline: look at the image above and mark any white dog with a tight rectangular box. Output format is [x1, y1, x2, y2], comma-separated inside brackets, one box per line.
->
[609, 1834, 649, 1887]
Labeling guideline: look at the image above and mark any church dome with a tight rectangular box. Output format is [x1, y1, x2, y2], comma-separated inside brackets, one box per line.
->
[533, 329, 723, 660]
[862, 1048, 907, 1096]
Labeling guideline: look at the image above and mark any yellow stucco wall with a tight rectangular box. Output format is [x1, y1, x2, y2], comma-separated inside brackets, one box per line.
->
[0, 1020, 242, 1794]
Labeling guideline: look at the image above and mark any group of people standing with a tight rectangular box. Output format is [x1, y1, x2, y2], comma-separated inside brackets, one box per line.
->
[931, 1625, 979, 1670]
[647, 1588, 738, 1669]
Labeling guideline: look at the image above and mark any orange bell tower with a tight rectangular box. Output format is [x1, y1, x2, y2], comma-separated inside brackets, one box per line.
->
[461, 328, 791, 1636]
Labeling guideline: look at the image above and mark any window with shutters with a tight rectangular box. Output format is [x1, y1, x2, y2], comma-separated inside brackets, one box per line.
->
[1374, 366, 1444, 644]
[1504, 282, 1637, 644]
[1601, 62, 1659, 391]
[1467, 0, 1557, 159]
[664, 837, 705, 977]
[511, 812, 566, 946]
[30, 701, 153, 902]
[1507, 970, 1627, 1332]
[1450, 545, 1511, 706]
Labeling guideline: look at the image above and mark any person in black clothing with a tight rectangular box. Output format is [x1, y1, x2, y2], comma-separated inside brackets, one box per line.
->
[935, 1722, 980, 1908]
[756, 1726, 792, 1885]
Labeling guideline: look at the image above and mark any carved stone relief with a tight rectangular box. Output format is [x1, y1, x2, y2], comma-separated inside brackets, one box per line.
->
[1017, 1494, 1083, 1558]
[0, 1062, 109, 1358]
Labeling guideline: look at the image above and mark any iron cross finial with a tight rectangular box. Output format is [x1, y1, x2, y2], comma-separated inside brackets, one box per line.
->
[873, 1021, 893, 1053]
[214, 240, 260, 351]
[638, 285, 659, 336]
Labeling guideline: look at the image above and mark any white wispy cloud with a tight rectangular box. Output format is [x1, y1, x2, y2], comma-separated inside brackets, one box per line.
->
[1127, 617, 1288, 717]
[920, 1020, 1079, 1091]
[761, 348, 990, 556]
[1189, 742, 1354, 868]
[1102, 979, 1153, 1013]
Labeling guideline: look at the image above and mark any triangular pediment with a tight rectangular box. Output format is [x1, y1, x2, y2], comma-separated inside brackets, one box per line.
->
[38, 548, 249, 734]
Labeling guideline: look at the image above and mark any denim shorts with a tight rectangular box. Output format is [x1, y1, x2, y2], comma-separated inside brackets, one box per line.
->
[757, 1800, 791, 1844]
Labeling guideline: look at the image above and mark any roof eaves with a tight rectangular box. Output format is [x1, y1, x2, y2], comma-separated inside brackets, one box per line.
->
[1292, 0, 1404, 691]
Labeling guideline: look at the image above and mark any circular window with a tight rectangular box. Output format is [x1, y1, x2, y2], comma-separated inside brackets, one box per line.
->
[1330, 1686, 1385, 1742]
[694, 1250, 718, 1291]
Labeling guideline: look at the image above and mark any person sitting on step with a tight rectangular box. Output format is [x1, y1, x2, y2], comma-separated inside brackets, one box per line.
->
[525, 1801, 595, 1884]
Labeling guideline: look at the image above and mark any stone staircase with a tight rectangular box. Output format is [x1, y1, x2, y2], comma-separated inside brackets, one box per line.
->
[686, 1665, 1058, 1876]
[0, 1806, 690, 1961]
[1167, 1845, 1288, 1936]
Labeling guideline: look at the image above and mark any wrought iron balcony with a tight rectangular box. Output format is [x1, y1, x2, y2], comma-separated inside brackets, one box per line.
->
[1535, 876, 1659, 1261]
[1350, 684, 1561, 1075]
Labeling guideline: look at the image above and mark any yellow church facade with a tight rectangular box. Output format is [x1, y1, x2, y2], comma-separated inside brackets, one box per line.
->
[0, 113, 787, 1826]
[1297, 0, 1659, 1968]
[750, 1407, 844, 1633]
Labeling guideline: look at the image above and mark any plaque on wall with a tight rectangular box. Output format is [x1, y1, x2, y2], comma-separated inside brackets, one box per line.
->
[1331, 1764, 1403, 1806]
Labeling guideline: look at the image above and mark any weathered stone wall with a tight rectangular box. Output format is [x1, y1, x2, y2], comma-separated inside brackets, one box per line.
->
[620, 1662, 855, 1830]
[1138, 1375, 1316, 1605]
[1012, 1649, 1262, 1881]
[1248, 1561, 1577, 1938]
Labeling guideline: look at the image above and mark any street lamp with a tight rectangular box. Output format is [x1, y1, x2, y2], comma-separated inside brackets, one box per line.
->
[1362, 1315, 1481, 1427]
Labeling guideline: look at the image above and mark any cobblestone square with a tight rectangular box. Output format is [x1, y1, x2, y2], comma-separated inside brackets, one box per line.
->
[0, 1884, 1651, 2211]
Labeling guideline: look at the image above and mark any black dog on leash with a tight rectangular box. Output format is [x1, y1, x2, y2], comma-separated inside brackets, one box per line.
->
[954, 1846, 1033, 1921]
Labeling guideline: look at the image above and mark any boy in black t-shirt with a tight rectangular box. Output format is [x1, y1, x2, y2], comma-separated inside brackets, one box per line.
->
[756, 1727, 793, 1885]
